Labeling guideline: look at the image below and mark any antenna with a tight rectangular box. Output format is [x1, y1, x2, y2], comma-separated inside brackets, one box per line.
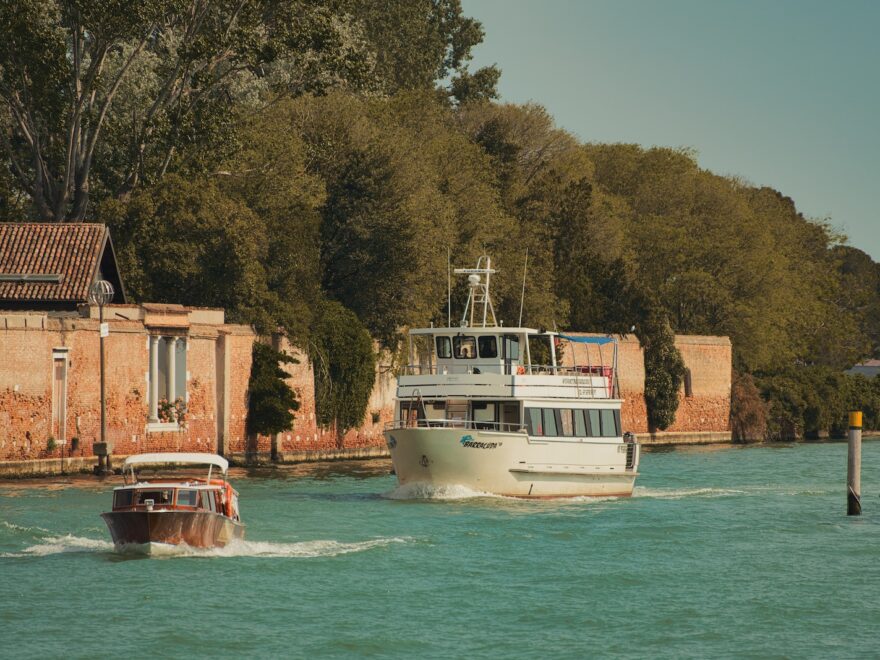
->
[518, 248, 529, 327]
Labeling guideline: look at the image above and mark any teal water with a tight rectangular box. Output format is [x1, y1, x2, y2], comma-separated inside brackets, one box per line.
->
[1, 442, 878, 659]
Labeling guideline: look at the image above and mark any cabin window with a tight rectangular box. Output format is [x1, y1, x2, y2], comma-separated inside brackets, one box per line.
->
[574, 410, 587, 436]
[453, 335, 477, 359]
[559, 409, 574, 436]
[587, 410, 601, 437]
[478, 336, 498, 358]
[471, 402, 497, 429]
[200, 490, 217, 512]
[138, 489, 173, 505]
[543, 409, 559, 437]
[600, 409, 619, 437]
[177, 490, 198, 507]
[526, 408, 543, 435]
[114, 490, 134, 508]
[436, 336, 452, 359]
[503, 335, 520, 360]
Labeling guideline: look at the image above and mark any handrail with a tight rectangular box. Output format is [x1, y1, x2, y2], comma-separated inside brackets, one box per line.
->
[385, 418, 528, 433]
[400, 363, 614, 378]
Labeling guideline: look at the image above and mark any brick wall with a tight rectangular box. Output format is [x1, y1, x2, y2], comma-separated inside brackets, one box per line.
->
[0, 310, 731, 467]
[0, 309, 255, 462]
[250, 337, 394, 457]
[561, 333, 731, 434]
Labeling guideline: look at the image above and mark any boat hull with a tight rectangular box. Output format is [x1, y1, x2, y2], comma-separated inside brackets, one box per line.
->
[385, 427, 638, 498]
[101, 510, 245, 549]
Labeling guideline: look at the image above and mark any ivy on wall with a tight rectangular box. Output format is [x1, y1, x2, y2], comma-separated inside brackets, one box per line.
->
[311, 301, 377, 432]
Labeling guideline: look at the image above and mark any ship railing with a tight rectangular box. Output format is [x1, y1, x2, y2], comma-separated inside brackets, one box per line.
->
[399, 363, 614, 380]
[384, 418, 527, 433]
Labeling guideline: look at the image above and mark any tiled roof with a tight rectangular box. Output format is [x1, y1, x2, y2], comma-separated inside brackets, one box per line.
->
[0, 223, 108, 303]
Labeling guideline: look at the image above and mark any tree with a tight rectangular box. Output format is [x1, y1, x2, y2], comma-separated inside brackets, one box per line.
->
[99, 173, 276, 331]
[638, 309, 686, 431]
[334, 0, 498, 97]
[246, 342, 300, 437]
[0, 0, 377, 221]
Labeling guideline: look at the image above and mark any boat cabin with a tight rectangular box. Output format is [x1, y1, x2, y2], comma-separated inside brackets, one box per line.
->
[408, 327, 529, 376]
[110, 480, 240, 521]
[111, 452, 241, 521]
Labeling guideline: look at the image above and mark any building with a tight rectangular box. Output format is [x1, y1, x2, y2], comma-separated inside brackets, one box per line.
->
[0, 223, 255, 468]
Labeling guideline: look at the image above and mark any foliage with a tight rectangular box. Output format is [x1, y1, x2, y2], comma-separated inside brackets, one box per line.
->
[46, 436, 57, 453]
[638, 310, 686, 431]
[755, 367, 880, 439]
[730, 372, 767, 443]
[99, 173, 277, 331]
[310, 300, 376, 432]
[0, 0, 494, 221]
[246, 342, 300, 436]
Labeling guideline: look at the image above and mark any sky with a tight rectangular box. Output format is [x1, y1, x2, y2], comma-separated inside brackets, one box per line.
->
[462, 0, 880, 259]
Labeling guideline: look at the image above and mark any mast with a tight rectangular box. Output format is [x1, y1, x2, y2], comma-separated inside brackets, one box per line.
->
[454, 256, 498, 328]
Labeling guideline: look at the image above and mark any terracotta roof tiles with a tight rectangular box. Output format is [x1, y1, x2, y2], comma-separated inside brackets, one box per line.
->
[0, 223, 108, 303]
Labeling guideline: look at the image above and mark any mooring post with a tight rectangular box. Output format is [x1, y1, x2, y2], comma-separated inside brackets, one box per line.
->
[847, 411, 862, 516]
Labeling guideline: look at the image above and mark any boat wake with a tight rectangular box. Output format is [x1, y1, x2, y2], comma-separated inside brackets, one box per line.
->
[1, 533, 114, 557]
[383, 482, 503, 501]
[130, 537, 408, 559]
[633, 486, 747, 499]
[1, 529, 408, 559]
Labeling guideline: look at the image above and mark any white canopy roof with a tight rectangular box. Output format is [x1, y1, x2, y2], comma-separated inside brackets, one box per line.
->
[123, 452, 228, 474]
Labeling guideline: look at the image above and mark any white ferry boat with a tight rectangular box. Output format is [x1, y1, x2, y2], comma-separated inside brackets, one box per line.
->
[384, 257, 639, 498]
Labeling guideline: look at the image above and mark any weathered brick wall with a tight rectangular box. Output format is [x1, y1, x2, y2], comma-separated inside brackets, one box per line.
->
[666, 336, 732, 433]
[0, 310, 255, 461]
[0, 309, 730, 467]
[268, 338, 393, 455]
[561, 333, 731, 434]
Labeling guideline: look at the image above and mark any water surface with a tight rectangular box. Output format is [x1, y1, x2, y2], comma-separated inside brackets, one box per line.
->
[1, 442, 878, 658]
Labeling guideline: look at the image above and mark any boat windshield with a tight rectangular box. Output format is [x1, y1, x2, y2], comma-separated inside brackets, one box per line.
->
[177, 489, 198, 506]
[114, 490, 134, 508]
[137, 489, 173, 506]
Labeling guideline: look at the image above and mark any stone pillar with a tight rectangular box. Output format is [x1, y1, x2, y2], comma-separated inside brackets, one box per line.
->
[149, 335, 160, 422]
[166, 337, 177, 403]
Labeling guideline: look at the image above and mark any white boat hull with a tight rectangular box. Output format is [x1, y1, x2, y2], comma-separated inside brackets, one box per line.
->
[385, 427, 639, 498]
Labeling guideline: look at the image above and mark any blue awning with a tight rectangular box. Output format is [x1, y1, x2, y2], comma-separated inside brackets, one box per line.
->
[557, 334, 615, 345]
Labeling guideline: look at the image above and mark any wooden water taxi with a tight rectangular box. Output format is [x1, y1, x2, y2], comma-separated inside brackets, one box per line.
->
[101, 453, 244, 551]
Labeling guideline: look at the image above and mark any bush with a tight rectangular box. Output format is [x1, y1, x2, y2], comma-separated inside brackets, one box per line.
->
[730, 372, 767, 442]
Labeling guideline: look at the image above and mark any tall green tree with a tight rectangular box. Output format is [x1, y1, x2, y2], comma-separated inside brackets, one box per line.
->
[0, 0, 382, 221]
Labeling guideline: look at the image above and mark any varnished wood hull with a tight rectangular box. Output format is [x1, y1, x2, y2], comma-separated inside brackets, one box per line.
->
[101, 510, 245, 550]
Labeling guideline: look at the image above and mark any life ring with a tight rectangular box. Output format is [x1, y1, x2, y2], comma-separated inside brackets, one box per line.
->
[516, 365, 526, 375]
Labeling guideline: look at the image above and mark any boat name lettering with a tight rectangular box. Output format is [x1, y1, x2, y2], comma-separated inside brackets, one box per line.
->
[562, 378, 577, 385]
[460, 434, 502, 449]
